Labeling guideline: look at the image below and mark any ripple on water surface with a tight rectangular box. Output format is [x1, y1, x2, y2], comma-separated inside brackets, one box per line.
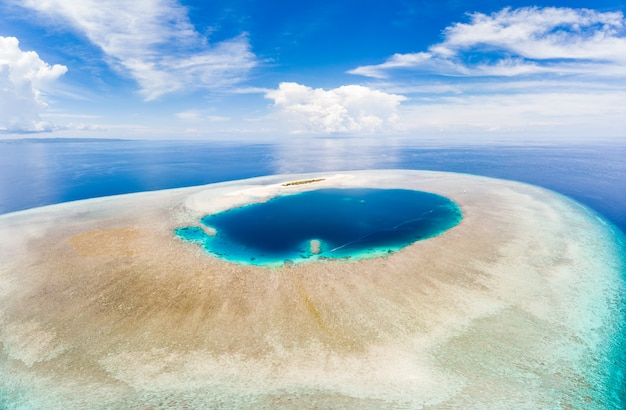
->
[176, 188, 463, 266]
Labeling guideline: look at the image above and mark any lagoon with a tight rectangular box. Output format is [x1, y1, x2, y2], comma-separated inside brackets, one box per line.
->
[176, 188, 462, 266]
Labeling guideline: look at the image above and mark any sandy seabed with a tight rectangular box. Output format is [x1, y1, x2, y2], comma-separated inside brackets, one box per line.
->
[0, 170, 624, 409]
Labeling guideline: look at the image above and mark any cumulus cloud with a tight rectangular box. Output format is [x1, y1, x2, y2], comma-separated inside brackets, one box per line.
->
[19, 0, 257, 100]
[349, 7, 626, 78]
[0, 36, 67, 133]
[265, 82, 406, 134]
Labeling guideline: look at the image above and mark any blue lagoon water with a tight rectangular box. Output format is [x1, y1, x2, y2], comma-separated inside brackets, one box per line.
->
[176, 188, 462, 266]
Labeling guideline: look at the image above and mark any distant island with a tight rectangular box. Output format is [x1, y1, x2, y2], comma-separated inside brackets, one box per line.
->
[0, 137, 131, 144]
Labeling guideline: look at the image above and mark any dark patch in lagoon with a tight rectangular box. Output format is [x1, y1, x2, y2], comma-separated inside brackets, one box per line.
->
[176, 188, 462, 266]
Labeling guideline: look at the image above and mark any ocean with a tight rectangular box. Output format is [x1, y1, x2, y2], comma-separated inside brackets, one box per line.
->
[0, 138, 624, 235]
[0, 137, 624, 408]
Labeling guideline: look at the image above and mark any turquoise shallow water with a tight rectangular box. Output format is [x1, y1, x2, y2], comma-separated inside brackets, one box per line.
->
[176, 188, 463, 266]
[605, 227, 626, 407]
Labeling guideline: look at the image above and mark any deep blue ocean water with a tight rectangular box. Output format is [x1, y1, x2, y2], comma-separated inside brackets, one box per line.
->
[0, 138, 624, 235]
[176, 188, 462, 266]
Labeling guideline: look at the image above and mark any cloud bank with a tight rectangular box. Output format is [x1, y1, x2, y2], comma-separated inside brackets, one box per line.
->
[399, 91, 626, 135]
[343, 7, 626, 139]
[19, 0, 257, 100]
[349, 7, 626, 79]
[265, 82, 406, 134]
[0, 36, 67, 133]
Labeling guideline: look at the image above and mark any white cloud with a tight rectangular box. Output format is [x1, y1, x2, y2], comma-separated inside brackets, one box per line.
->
[265, 82, 406, 134]
[175, 110, 230, 122]
[343, 7, 626, 140]
[19, 0, 257, 100]
[0, 36, 67, 133]
[397, 91, 626, 138]
[175, 110, 202, 121]
[349, 7, 626, 79]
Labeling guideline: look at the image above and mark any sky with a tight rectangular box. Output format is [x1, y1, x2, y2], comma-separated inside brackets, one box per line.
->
[0, 0, 625, 141]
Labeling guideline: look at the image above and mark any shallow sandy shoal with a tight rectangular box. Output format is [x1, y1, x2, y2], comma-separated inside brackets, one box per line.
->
[0, 170, 624, 409]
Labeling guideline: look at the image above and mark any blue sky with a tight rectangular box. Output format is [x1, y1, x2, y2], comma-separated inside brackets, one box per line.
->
[1, 0, 625, 140]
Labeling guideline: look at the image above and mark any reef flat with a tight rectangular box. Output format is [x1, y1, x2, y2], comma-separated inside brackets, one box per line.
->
[0, 170, 624, 409]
